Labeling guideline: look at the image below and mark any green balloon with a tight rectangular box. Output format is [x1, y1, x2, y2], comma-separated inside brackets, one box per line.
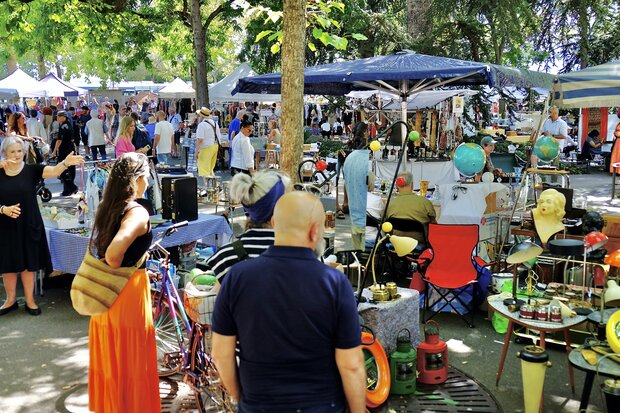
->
[409, 131, 420, 142]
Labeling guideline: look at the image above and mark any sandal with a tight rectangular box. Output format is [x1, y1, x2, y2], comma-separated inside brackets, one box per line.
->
[336, 209, 346, 219]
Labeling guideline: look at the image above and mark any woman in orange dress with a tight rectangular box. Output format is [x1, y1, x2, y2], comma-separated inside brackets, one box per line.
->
[88, 152, 160, 413]
[611, 109, 620, 178]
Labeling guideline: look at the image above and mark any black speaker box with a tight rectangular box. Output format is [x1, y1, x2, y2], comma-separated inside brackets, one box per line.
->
[161, 176, 198, 222]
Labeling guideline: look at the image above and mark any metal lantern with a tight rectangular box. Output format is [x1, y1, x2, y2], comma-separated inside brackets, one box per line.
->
[389, 329, 417, 395]
[417, 321, 448, 384]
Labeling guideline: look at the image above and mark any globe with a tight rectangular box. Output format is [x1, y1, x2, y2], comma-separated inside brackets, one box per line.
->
[453, 143, 486, 177]
[533, 136, 559, 163]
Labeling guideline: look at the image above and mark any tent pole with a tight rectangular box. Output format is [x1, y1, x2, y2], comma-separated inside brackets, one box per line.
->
[400, 80, 408, 162]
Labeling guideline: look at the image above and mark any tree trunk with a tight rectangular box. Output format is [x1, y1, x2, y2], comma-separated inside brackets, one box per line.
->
[56, 62, 63, 79]
[6, 52, 17, 74]
[190, 0, 210, 108]
[407, 0, 432, 40]
[280, 0, 306, 180]
[37, 53, 46, 79]
[576, 0, 590, 69]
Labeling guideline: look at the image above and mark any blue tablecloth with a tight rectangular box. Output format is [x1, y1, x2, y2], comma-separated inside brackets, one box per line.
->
[45, 214, 233, 275]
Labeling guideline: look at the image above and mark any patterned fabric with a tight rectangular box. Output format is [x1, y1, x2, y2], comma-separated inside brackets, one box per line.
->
[46, 214, 232, 274]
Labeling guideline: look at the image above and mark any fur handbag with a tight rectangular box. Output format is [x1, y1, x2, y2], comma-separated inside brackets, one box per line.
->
[71, 242, 147, 316]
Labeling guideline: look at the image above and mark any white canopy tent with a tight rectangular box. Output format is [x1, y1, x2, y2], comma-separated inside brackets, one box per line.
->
[157, 77, 195, 99]
[209, 63, 281, 103]
[0, 69, 48, 98]
[39, 72, 88, 97]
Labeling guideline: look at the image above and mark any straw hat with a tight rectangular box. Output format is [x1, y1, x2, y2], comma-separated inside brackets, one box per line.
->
[197, 107, 211, 117]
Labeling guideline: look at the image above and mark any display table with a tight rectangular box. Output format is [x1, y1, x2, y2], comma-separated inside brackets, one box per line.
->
[488, 297, 586, 392]
[372, 160, 459, 190]
[45, 214, 233, 275]
[359, 287, 420, 354]
[569, 344, 620, 411]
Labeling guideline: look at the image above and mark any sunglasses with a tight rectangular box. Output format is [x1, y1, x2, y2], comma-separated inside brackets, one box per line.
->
[293, 183, 322, 196]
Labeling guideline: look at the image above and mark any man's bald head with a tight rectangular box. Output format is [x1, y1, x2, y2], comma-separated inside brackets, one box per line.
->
[273, 192, 325, 248]
[550, 106, 559, 120]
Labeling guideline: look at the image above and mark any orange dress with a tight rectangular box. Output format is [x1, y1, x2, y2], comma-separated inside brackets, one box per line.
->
[611, 122, 620, 173]
[88, 268, 161, 413]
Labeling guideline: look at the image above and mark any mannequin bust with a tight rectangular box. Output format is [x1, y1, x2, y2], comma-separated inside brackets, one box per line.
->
[532, 189, 566, 245]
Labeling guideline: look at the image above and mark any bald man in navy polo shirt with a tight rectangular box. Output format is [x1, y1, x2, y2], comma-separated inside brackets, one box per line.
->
[211, 192, 366, 413]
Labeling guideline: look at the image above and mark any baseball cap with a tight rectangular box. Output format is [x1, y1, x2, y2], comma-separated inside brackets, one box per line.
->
[480, 136, 497, 146]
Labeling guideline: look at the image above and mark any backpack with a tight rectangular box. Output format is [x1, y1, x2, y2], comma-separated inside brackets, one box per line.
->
[133, 125, 152, 149]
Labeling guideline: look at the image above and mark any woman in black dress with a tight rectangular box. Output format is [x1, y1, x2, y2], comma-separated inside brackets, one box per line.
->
[0, 135, 84, 316]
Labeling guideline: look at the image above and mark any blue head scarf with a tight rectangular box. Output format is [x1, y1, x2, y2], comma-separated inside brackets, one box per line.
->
[244, 177, 285, 224]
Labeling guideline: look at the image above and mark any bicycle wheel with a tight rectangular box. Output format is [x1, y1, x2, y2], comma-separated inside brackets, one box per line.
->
[153, 294, 188, 377]
[190, 327, 236, 413]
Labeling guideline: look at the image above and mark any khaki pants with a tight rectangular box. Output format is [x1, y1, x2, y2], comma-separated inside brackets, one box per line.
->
[351, 226, 366, 251]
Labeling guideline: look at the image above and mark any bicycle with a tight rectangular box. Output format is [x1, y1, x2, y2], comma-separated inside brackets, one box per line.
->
[148, 221, 235, 412]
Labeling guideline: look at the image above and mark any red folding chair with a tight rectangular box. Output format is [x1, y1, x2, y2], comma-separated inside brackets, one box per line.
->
[422, 223, 483, 328]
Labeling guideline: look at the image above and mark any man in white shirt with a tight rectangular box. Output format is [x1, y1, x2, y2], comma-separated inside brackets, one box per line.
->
[195, 106, 222, 180]
[26, 109, 47, 142]
[154, 110, 174, 164]
[167, 106, 183, 157]
[531, 106, 568, 166]
[230, 120, 255, 176]
[320, 119, 332, 139]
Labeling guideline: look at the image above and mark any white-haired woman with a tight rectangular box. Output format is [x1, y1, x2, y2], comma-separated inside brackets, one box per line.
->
[206, 171, 290, 284]
[0, 136, 84, 316]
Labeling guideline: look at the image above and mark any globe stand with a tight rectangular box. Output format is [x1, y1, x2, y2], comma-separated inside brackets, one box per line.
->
[494, 97, 551, 273]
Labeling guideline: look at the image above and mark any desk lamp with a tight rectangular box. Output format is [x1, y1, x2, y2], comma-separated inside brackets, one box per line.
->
[367, 222, 418, 301]
[581, 231, 610, 311]
[504, 242, 543, 307]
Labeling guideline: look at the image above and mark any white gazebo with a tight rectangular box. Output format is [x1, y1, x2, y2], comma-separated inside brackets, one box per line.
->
[209, 63, 281, 103]
[157, 78, 195, 99]
[0, 69, 48, 98]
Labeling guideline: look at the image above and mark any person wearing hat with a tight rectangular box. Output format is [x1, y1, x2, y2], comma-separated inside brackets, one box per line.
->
[51, 111, 79, 196]
[195, 106, 222, 181]
[480, 135, 502, 176]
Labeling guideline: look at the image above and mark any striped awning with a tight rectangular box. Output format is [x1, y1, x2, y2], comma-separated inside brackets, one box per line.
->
[553, 60, 620, 108]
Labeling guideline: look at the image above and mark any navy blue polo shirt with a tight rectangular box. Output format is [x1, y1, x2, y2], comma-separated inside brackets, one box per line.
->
[212, 245, 361, 410]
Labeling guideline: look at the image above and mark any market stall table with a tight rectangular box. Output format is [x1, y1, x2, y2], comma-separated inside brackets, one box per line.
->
[372, 159, 459, 190]
[487, 297, 586, 392]
[45, 214, 233, 275]
[569, 344, 620, 411]
[359, 287, 420, 354]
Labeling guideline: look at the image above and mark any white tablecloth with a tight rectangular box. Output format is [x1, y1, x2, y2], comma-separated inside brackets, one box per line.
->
[45, 214, 232, 275]
[371, 160, 459, 190]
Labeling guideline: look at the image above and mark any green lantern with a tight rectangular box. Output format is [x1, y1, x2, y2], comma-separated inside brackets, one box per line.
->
[389, 329, 417, 395]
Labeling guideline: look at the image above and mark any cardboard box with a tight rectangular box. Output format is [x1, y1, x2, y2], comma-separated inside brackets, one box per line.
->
[484, 192, 497, 214]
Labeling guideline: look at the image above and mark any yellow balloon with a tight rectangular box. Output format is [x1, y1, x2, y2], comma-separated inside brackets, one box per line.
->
[369, 140, 381, 152]
[381, 222, 393, 233]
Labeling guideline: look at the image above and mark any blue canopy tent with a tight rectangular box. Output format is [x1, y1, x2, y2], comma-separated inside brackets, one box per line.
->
[553, 60, 620, 108]
[234, 51, 553, 130]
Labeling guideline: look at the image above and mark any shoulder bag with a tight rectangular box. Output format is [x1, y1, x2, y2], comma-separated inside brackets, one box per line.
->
[71, 239, 147, 316]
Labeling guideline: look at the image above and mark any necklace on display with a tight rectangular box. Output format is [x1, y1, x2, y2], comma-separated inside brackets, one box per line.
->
[5, 162, 25, 176]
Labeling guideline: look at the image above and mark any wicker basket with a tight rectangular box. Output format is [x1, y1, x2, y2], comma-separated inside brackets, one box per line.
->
[183, 282, 217, 325]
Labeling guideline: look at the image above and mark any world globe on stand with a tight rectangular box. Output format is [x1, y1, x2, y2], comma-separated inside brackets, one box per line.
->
[453, 143, 486, 177]
[533, 136, 559, 163]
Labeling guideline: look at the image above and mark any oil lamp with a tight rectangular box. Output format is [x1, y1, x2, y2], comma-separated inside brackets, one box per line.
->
[416, 320, 448, 384]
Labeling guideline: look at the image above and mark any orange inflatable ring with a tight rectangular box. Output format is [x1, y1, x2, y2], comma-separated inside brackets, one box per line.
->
[361, 331, 390, 408]
[607, 310, 620, 355]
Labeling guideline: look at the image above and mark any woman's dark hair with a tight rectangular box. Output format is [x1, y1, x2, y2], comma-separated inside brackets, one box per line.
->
[588, 129, 600, 138]
[8, 111, 26, 134]
[92, 152, 150, 258]
[240, 120, 253, 129]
